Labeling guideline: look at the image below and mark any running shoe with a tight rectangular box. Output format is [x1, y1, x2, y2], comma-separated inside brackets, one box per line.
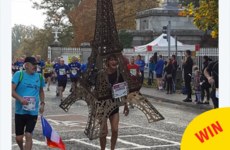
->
[183, 98, 192, 102]
[203, 101, 209, 104]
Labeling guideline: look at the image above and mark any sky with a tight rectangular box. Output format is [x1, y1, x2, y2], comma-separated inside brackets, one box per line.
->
[12, 0, 46, 29]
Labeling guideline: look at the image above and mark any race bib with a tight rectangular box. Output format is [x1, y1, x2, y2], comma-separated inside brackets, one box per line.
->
[216, 88, 219, 98]
[71, 69, 77, 75]
[112, 82, 128, 99]
[22, 96, 36, 111]
[59, 69, 65, 75]
[47, 68, 51, 72]
[130, 69, 137, 76]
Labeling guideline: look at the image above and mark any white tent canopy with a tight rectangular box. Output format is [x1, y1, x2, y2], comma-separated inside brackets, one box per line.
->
[134, 34, 198, 52]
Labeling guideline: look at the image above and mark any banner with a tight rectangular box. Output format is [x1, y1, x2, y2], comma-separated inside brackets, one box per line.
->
[68, 54, 80, 64]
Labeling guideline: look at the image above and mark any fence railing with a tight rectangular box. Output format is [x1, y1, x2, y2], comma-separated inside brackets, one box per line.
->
[124, 47, 218, 71]
[61, 47, 81, 55]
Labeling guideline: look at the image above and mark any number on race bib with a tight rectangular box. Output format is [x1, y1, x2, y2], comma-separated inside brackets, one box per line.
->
[59, 69, 65, 75]
[22, 96, 36, 111]
[130, 69, 137, 76]
[112, 82, 128, 99]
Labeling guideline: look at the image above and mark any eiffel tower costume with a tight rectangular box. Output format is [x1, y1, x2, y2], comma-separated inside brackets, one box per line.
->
[59, 0, 164, 140]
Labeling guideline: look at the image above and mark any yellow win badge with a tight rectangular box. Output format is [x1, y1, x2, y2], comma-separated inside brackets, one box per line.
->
[181, 107, 230, 150]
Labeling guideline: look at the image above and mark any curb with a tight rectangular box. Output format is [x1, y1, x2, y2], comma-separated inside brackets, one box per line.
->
[142, 94, 213, 111]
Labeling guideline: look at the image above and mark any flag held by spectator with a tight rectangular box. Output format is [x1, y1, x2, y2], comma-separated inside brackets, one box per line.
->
[41, 115, 66, 150]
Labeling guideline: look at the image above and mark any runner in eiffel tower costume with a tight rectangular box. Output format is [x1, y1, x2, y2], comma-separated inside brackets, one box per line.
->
[59, 0, 164, 149]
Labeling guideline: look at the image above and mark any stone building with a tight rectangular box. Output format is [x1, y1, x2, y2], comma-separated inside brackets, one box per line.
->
[130, 0, 217, 47]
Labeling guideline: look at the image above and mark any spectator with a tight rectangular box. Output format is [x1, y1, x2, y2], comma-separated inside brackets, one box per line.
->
[194, 70, 201, 104]
[155, 55, 165, 90]
[153, 52, 158, 64]
[136, 55, 145, 84]
[163, 60, 168, 90]
[204, 60, 218, 108]
[200, 56, 212, 104]
[165, 58, 174, 94]
[171, 54, 177, 93]
[182, 50, 193, 102]
[147, 57, 155, 83]
[193, 65, 199, 103]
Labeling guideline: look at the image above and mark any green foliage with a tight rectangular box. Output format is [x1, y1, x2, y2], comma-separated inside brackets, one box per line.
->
[179, 0, 218, 38]
[118, 30, 133, 48]
[179, 0, 200, 7]
[12, 24, 38, 53]
[31, 0, 83, 45]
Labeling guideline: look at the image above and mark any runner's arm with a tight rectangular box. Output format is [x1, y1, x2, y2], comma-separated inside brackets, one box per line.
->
[39, 88, 45, 104]
[12, 82, 28, 105]
[39, 88, 45, 114]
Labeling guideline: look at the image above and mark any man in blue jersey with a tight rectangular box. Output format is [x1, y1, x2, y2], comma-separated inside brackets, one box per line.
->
[55, 59, 70, 101]
[136, 55, 145, 84]
[12, 57, 45, 150]
[53, 57, 60, 96]
[155, 55, 165, 90]
[80, 58, 89, 74]
[36, 55, 45, 74]
[68, 56, 81, 92]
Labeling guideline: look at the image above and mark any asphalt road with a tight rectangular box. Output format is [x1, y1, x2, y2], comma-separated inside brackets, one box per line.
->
[12, 81, 207, 150]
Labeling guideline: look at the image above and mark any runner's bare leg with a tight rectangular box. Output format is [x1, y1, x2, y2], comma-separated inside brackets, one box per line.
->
[100, 123, 108, 150]
[25, 132, 33, 150]
[16, 135, 24, 150]
[109, 113, 119, 150]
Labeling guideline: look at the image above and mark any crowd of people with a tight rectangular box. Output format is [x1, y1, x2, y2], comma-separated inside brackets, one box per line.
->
[12, 55, 88, 101]
[11, 51, 218, 150]
[124, 50, 218, 109]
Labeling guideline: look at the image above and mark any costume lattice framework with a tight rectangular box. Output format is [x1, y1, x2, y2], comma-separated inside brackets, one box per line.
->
[60, 0, 164, 140]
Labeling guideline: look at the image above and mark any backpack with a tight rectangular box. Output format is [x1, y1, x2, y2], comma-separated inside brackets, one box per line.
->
[17, 71, 43, 90]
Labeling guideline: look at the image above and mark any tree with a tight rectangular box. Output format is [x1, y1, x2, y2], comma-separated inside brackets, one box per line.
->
[179, 0, 200, 7]
[179, 0, 218, 38]
[12, 24, 38, 54]
[31, 0, 84, 46]
[118, 30, 133, 48]
[69, 0, 160, 47]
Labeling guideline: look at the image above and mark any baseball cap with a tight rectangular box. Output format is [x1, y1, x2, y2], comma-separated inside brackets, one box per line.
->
[24, 57, 41, 65]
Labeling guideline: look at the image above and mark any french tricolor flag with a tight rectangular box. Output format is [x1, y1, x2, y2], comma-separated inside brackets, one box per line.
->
[41, 115, 66, 150]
